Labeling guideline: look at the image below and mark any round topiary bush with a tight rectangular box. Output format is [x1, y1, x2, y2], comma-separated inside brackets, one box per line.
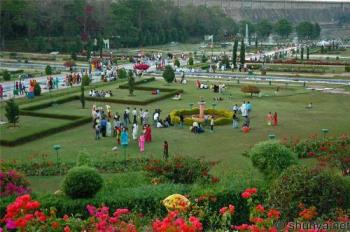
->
[249, 141, 297, 179]
[62, 166, 103, 199]
[268, 165, 349, 220]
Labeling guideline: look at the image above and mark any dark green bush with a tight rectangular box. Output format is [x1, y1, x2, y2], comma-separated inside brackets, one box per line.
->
[118, 68, 127, 79]
[249, 141, 297, 179]
[62, 166, 103, 199]
[268, 165, 349, 220]
[345, 66, 350, 72]
[45, 65, 52, 75]
[34, 83, 41, 96]
[3, 69, 11, 81]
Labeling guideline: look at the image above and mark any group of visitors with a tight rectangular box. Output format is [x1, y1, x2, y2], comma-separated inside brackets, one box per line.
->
[89, 89, 113, 98]
[64, 73, 82, 87]
[231, 101, 253, 132]
[46, 76, 59, 90]
[152, 109, 173, 128]
[266, 112, 278, 126]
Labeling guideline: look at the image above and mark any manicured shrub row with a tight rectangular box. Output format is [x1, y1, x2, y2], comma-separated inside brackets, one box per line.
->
[1, 158, 150, 176]
[0, 116, 91, 146]
[86, 90, 181, 106]
[19, 111, 81, 120]
[170, 108, 233, 126]
[118, 77, 156, 88]
[0, 183, 250, 224]
[20, 95, 79, 111]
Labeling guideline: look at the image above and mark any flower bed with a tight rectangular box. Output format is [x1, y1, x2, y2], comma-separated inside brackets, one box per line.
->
[282, 134, 350, 175]
[170, 108, 233, 126]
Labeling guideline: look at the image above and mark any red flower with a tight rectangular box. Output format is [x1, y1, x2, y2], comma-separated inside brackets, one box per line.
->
[307, 151, 316, 157]
[51, 221, 60, 229]
[250, 217, 264, 224]
[219, 207, 228, 215]
[241, 191, 252, 199]
[64, 225, 70, 232]
[234, 224, 250, 231]
[63, 214, 69, 221]
[255, 204, 265, 213]
[267, 209, 281, 219]
[229, 204, 235, 215]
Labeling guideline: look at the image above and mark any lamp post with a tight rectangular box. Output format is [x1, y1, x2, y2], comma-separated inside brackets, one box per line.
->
[53, 144, 61, 164]
[321, 128, 329, 139]
[268, 134, 276, 140]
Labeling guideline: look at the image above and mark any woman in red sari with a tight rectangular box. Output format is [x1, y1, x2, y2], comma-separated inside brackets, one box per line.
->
[145, 124, 152, 143]
[273, 112, 278, 126]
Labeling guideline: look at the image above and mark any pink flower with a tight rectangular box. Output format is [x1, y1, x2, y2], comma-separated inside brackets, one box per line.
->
[86, 204, 96, 216]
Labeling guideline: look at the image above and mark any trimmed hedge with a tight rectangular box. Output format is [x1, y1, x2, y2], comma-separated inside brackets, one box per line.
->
[19, 111, 81, 120]
[170, 108, 233, 126]
[0, 116, 91, 146]
[0, 183, 250, 225]
[20, 95, 79, 111]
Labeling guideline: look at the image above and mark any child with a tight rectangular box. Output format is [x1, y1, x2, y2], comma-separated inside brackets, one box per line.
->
[95, 124, 100, 140]
[163, 141, 169, 160]
[232, 113, 239, 128]
[210, 117, 214, 132]
[139, 133, 145, 152]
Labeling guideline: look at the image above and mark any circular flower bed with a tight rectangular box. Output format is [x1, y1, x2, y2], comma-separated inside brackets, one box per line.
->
[170, 108, 233, 126]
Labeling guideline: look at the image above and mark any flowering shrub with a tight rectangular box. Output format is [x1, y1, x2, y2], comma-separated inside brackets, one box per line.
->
[152, 211, 202, 232]
[144, 156, 218, 184]
[0, 170, 31, 197]
[282, 134, 350, 175]
[267, 165, 348, 220]
[1, 194, 136, 231]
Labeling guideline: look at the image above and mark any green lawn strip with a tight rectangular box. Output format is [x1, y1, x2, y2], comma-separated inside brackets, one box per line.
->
[28, 171, 150, 193]
[0, 115, 90, 146]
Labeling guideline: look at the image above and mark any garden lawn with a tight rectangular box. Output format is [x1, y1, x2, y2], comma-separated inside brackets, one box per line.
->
[28, 171, 150, 193]
[1, 79, 350, 181]
[0, 116, 72, 141]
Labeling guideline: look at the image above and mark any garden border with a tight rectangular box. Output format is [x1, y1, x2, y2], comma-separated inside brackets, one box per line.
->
[1, 77, 183, 146]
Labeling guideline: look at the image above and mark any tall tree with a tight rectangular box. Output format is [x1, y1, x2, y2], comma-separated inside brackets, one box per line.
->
[275, 19, 293, 38]
[80, 75, 86, 108]
[256, 19, 273, 42]
[296, 21, 314, 40]
[5, 99, 19, 127]
[128, 70, 135, 96]
[301, 47, 304, 60]
[240, 38, 245, 65]
[232, 39, 238, 68]
[162, 65, 175, 83]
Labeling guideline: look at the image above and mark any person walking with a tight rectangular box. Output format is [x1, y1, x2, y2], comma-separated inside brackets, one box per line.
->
[132, 123, 138, 140]
[121, 127, 129, 146]
[95, 124, 101, 140]
[138, 133, 145, 152]
[273, 112, 278, 126]
[163, 141, 169, 160]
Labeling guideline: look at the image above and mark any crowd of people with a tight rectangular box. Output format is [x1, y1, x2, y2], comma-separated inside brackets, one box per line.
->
[89, 89, 113, 98]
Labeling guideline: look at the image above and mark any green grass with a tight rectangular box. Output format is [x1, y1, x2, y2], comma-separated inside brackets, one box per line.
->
[2, 79, 350, 183]
[0, 116, 72, 141]
[28, 171, 150, 193]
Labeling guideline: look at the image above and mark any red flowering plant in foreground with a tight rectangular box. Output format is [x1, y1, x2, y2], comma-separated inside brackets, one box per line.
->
[0, 194, 137, 232]
[232, 188, 281, 231]
[152, 211, 203, 232]
[0, 169, 31, 197]
[282, 134, 350, 176]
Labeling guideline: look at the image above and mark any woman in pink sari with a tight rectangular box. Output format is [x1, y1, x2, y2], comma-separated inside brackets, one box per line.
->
[138, 133, 145, 152]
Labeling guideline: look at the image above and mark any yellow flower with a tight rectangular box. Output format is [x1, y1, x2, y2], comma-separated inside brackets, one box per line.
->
[163, 194, 190, 211]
